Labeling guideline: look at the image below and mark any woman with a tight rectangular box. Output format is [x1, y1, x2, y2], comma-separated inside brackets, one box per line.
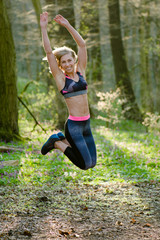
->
[40, 12, 96, 170]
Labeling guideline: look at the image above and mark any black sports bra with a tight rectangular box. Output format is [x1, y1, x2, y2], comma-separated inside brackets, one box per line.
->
[60, 72, 88, 99]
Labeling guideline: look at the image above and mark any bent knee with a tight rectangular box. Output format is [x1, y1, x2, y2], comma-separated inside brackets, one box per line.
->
[82, 160, 96, 170]
[91, 161, 96, 169]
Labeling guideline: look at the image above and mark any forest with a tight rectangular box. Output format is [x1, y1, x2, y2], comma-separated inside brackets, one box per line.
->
[0, 0, 160, 239]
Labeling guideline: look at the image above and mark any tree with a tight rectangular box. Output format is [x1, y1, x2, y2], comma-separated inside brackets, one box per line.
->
[0, 0, 19, 141]
[31, 0, 41, 30]
[98, 0, 115, 90]
[139, 0, 154, 112]
[108, 0, 142, 121]
[73, 0, 81, 31]
[31, 0, 42, 80]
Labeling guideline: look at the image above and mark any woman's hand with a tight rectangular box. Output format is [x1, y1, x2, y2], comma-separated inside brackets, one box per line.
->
[40, 12, 48, 29]
[54, 14, 69, 27]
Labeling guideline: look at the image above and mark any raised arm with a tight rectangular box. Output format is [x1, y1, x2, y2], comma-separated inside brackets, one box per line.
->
[40, 12, 64, 90]
[54, 15, 87, 74]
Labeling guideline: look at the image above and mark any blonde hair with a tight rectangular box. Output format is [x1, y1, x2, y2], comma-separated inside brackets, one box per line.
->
[43, 46, 77, 64]
[53, 46, 77, 65]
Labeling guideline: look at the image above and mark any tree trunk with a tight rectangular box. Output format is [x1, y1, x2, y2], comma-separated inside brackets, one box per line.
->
[98, 0, 115, 90]
[31, 0, 41, 30]
[139, 1, 154, 112]
[0, 0, 19, 141]
[108, 0, 142, 121]
[73, 0, 81, 30]
[154, 31, 160, 113]
[31, 0, 42, 81]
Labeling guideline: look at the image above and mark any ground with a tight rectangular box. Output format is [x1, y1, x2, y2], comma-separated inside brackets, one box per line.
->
[0, 120, 160, 239]
[0, 181, 160, 239]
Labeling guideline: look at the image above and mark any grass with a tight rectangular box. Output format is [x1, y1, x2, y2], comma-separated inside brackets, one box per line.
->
[0, 118, 160, 187]
[0, 118, 160, 239]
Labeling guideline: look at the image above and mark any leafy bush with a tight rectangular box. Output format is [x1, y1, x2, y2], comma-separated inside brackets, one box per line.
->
[142, 112, 160, 132]
[95, 88, 126, 127]
[18, 78, 59, 128]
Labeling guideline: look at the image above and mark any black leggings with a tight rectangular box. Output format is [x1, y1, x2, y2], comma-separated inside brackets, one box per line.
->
[64, 118, 97, 170]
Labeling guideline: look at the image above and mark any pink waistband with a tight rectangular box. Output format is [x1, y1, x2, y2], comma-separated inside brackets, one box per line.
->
[68, 114, 90, 121]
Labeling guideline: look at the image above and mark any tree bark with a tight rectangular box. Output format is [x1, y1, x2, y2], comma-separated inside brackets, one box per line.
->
[108, 0, 142, 121]
[31, 0, 42, 81]
[0, 146, 24, 153]
[73, 0, 81, 30]
[0, 0, 19, 141]
[139, 1, 154, 112]
[98, 0, 115, 90]
[31, 0, 41, 30]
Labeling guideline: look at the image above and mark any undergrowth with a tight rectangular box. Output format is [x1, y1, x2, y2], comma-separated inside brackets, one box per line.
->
[0, 118, 159, 187]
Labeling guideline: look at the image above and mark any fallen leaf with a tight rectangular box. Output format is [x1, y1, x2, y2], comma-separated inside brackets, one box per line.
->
[22, 229, 32, 237]
[130, 218, 136, 224]
[97, 227, 102, 231]
[73, 233, 80, 238]
[116, 221, 123, 226]
[143, 223, 151, 228]
[83, 206, 88, 210]
[59, 230, 70, 236]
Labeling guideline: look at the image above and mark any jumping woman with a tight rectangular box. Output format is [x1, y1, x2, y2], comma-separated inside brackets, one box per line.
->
[40, 12, 97, 170]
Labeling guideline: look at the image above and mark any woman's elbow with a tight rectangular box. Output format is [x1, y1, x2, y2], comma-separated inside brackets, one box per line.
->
[79, 40, 86, 48]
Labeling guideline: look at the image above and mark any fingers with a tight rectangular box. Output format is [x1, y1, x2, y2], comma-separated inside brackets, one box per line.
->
[40, 12, 48, 18]
[54, 14, 64, 21]
[40, 12, 48, 22]
[54, 15, 60, 21]
[55, 14, 62, 18]
[53, 16, 61, 23]
[40, 12, 65, 24]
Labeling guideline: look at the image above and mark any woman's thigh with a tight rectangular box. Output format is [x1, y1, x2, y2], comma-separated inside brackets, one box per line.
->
[83, 120, 97, 166]
[65, 119, 93, 168]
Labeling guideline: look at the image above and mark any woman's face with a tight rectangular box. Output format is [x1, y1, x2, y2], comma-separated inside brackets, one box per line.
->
[60, 53, 76, 73]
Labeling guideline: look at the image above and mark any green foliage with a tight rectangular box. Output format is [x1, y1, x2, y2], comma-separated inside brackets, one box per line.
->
[142, 112, 160, 132]
[143, 37, 160, 57]
[94, 88, 126, 127]
[17, 77, 61, 128]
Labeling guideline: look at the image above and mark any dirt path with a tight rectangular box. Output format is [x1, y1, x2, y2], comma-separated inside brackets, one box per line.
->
[0, 181, 160, 239]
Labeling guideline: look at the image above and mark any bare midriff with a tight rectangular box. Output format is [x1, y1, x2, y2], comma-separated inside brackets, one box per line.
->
[65, 94, 90, 117]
